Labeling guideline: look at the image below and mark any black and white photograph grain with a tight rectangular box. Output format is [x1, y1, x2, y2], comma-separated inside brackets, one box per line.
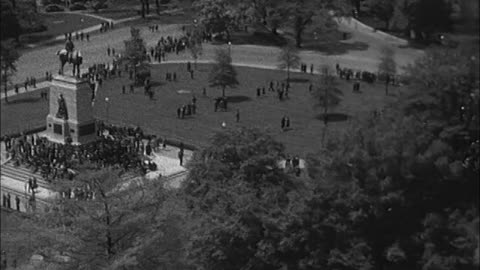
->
[0, 0, 478, 269]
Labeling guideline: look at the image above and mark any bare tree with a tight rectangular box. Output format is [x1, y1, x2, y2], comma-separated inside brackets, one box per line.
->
[378, 46, 397, 95]
[277, 43, 300, 84]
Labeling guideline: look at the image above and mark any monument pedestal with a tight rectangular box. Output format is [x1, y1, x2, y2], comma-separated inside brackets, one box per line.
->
[44, 75, 97, 145]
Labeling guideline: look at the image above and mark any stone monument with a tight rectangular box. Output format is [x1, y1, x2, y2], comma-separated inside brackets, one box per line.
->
[45, 75, 97, 144]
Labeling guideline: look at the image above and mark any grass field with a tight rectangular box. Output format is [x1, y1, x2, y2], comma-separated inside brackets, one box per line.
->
[1, 64, 401, 155]
[20, 13, 106, 45]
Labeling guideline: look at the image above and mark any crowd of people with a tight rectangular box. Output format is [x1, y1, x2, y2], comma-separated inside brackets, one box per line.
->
[0, 123, 166, 186]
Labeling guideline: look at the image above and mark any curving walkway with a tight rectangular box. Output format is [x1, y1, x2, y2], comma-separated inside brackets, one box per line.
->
[3, 14, 423, 97]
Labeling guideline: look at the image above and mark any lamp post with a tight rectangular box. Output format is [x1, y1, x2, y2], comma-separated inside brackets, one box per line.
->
[228, 41, 232, 58]
[105, 97, 110, 123]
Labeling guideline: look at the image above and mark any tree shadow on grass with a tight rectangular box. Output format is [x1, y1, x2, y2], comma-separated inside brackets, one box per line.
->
[19, 34, 55, 45]
[305, 41, 369, 55]
[315, 113, 349, 123]
[226, 95, 252, 103]
[150, 81, 166, 88]
[229, 30, 288, 47]
[5, 97, 42, 105]
[287, 78, 311, 84]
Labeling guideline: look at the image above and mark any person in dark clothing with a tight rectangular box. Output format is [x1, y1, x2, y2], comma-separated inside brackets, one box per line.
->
[281, 116, 286, 130]
[28, 178, 33, 193]
[177, 107, 181, 118]
[178, 150, 184, 166]
[32, 177, 38, 191]
[257, 88, 261, 97]
[15, 196, 20, 211]
[262, 87, 266, 95]
[236, 109, 240, 122]
[122, 85, 126, 94]
[6, 194, 11, 209]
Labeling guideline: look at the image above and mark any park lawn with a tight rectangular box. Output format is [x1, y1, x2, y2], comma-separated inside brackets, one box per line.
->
[1, 89, 49, 136]
[20, 13, 106, 45]
[1, 64, 401, 155]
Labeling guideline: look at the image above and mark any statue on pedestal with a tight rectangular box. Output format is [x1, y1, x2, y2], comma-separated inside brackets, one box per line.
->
[56, 38, 83, 77]
[56, 94, 68, 120]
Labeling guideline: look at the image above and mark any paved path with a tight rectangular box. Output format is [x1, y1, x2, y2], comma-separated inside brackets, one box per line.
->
[5, 14, 423, 91]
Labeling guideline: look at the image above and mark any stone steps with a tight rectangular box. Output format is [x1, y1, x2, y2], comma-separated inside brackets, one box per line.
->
[1, 162, 50, 189]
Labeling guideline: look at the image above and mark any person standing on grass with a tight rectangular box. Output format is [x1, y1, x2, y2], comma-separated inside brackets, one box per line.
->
[236, 109, 240, 122]
[24, 79, 28, 91]
[281, 116, 286, 130]
[107, 46, 111, 56]
[15, 84, 19, 94]
[178, 149, 184, 166]
[86, 33, 90, 41]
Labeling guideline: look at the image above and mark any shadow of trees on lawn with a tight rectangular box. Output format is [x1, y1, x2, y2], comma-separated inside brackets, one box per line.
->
[226, 95, 252, 103]
[315, 113, 349, 123]
[287, 78, 311, 84]
[4, 96, 43, 105]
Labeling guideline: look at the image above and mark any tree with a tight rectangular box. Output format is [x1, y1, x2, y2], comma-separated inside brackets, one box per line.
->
[208, 48, 239, 97]
[312, 66, 343, 125]
[249, 0, 285, 35]
[43, 167, 170, 269]
[194, 0, 237, 41]
[367, 0, 396, 29]
[282, 0, 350, 48]
[1, 0, 22, 41]
[277, 42, 300, 84]
[124, 27, 147, 77]
[140, 0, 146, 18]
[188, 28, 203, 69]
[183, 127, 308, 270]
[402, 0, 453, 40]
[0, 40, 20, 103]
[301, 43, 479, 270]
[378, 46, 397, 95]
